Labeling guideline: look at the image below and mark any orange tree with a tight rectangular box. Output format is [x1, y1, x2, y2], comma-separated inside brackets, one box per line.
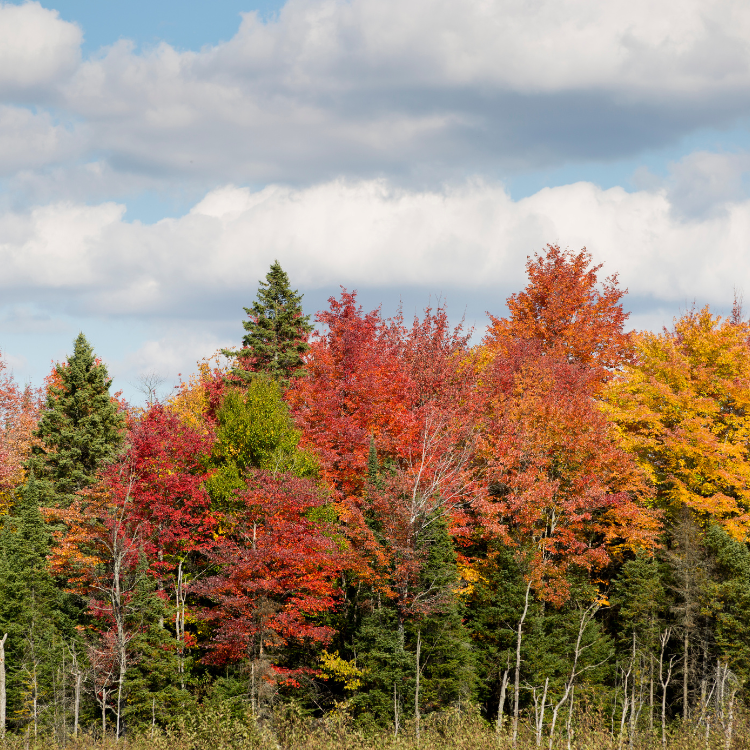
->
[0, 352, 40, 515]
[603, 304, 750, 538]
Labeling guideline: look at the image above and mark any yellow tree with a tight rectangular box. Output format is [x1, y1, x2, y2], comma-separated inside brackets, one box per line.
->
[603, 304, 750, 538]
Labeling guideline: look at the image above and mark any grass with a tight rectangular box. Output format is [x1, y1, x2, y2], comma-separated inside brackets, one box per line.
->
[3, 705, 750, 749]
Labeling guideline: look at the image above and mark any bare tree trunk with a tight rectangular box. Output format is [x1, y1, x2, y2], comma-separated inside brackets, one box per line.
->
[649, 652, 654, 732]
[74, 668, 82, 737]
[548, 603, 600, 750]
[513, 580, 532, 747]
[175, 560, 186, 690]
[102, 686, 107, 737]
[532, 678, 549, 747]
[394, 682, 400, 738]
[659, 629, 674, 749]
[683, 628, 689, 723]
[0, 633, 7, 740]
[496, 667, 510, 734]
[565, 684, 575, 750]
[415, 629, 421, 745]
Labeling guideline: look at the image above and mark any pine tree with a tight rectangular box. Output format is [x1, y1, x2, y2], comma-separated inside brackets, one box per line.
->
[27, 333, 125, 508]
[230, 261, 313, 381]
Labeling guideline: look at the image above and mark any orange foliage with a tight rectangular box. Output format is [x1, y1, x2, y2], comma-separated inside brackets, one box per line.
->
[0, 352, 41, 514]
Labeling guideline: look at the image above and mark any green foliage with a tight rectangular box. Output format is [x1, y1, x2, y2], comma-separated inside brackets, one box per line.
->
[27, 333, 124, 508]
[0, 475, 72, 733]
[124, 559, 195, 728]
[350, 605, 416, 728]
[610, 552, 668, 654]
[205, 378, 317, 506]
[413, 520, 476, 712]
[229, 260, 313, 381]
[704, 524, 750, 681]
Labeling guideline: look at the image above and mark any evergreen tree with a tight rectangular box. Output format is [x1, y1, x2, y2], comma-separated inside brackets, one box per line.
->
[230, 261, 313, 381]
[0, 476, 70, 734]
[27, 333, 125, 508]
[124, 558, 194, 729]
[412, 520, 476, 712]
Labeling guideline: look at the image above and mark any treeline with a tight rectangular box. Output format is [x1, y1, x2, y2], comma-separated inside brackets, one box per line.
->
[1, 247, 749, 747]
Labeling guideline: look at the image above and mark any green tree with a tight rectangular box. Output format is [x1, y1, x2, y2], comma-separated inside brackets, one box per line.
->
[0, 476, 71, 735]
[229, 261, 313, 381]
[704, 525, 750, 682]
[124, 557, 194, 730]
[205, 378, 317, 508]
[27, 333, 125, 508]
[412, 519, 476, 713]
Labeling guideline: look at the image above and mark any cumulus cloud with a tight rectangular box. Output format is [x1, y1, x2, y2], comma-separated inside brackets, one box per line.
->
[0, 0, 743, 188]
[0, 2, 81, 96]
[0, 176, 746, 320]
[0, 106, 83, 175]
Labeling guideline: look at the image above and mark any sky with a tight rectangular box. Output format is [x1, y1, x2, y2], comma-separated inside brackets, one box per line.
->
[2, 0, 750, 402]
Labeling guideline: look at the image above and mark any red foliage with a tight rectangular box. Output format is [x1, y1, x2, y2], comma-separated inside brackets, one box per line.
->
[194, 471, 344, 668]
[116, 405, 217, 574]
[287, 290, 417, 500]
[485, 244, 633, 383]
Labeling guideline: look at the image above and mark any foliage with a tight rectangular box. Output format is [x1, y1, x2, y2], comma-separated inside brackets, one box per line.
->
[228, 260, 313, 381]
[604, 305, 750, 537]
[27, 333, 125, 508]
[0, 353, 40, 515]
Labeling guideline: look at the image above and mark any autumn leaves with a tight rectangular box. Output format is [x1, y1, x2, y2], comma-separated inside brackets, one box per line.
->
[1, 244, 749, 734]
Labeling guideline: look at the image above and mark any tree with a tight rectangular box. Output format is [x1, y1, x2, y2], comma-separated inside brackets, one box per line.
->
[484, 244, 632, 380]
[0, 353, 40, 516]
[27, 333, 125, 508]
[603, 305, 750, 537]
[0, 475, 69, 736]
[206, 378, 317, 509]
[195, 470, 344, 703]
[229, 261, 313, 381]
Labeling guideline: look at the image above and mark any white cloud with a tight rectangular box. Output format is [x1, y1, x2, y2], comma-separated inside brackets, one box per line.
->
[0, 106, 83, 175]
[0, 175, 748, 318]
[0, 0, 738, 187]
[0, 2, 81, 95]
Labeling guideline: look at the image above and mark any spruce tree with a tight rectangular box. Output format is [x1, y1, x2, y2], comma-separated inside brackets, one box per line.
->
[230, 261, 313, 381]
[0, 476, 69, 734]
[412, 520, 476, 712]
[124, 557, 194, 729]
[27, 333, 125, 507]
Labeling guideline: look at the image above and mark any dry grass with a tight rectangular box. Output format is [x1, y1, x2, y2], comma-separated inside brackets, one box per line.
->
[3, 706, 750, 750]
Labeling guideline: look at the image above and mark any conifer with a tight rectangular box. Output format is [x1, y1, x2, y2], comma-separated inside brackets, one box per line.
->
[0, 476, 68, 733]
[27, 333, 125, 507]
[230, 261, 312, 381]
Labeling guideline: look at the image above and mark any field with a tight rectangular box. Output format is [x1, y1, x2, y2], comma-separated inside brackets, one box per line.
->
[3, 706, 750, 750]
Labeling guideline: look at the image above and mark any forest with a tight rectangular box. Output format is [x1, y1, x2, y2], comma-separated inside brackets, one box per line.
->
[2, 244, 750, 749]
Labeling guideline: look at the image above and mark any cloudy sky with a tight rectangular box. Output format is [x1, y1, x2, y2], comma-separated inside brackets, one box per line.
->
[2, 0, 750, 401]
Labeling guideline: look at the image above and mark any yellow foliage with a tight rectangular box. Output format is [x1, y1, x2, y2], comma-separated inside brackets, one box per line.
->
[319, 650, 367, 691]
[602, 306, 750, 538]
[167, 352, 229, 433]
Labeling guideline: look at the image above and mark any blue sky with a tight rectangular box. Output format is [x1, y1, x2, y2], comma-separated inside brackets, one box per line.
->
[1, 0, 750, 402]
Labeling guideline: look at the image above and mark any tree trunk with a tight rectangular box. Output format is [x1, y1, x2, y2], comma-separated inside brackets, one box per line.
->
[683, 628, 689, 722]
[496, 667, 510, 734]
[393, 682, 400, 738]
[513, 581, 532, 747]
[659, 629, 673, 749]
[415, 629, 421, 745]
[0, 633, 7, 740]
[74, 668, 82, 737]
